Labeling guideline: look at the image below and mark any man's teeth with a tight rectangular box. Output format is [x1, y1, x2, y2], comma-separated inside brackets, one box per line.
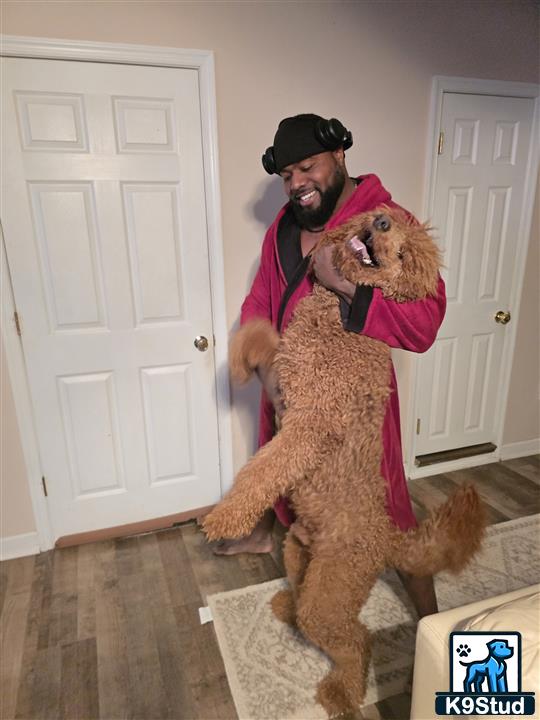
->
[300, 190, 316, 202]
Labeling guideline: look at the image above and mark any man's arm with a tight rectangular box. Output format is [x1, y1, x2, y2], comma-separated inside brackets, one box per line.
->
[237, 226, 283, 412]
[346, 276, 446, 353]
[240, 226, 274, 324]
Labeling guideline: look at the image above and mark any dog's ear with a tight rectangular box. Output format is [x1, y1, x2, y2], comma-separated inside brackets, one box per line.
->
[390, 223, 442, 300]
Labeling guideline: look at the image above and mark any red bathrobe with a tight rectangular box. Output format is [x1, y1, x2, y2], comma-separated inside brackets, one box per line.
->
[241, 174, 446, 530]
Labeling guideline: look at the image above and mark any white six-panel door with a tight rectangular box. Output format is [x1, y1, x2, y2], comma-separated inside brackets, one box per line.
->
[415, 92, 535, 456]
[1, 56, 222, 539]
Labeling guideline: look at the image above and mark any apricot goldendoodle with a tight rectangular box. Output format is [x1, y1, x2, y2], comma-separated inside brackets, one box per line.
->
[204, 207, 486, 717]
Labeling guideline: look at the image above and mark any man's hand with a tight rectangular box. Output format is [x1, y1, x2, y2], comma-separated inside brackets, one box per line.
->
[311, 244, 356, 303]
[257, 364, 284, 419]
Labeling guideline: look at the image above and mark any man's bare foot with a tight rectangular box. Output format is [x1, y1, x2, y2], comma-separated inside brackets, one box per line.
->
[208, 508, 276, 555]
[212, 534, 274, 556]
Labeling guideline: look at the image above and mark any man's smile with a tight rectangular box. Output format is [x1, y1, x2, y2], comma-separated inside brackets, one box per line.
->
[288, 162, 346, 229]
[294, 189, 319, 206]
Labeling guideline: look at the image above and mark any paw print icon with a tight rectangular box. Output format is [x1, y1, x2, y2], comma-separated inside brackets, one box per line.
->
[456, 644, 471, 658]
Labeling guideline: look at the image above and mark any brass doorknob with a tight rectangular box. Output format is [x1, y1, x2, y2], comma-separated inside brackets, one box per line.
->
[194, 335, 209, 351]
[494, 311, 511, 325]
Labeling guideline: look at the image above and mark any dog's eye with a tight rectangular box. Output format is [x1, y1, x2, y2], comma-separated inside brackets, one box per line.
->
[397, 249, 404, 260]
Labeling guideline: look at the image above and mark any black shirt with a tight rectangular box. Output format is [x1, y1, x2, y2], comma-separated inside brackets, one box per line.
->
[276, 206, 374, 333]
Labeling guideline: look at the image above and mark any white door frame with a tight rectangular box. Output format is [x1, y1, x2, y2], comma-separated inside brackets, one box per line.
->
[0, 34, 233, 550]
[407, 75, 540, 480]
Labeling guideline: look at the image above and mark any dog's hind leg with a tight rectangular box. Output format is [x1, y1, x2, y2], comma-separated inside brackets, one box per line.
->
[314, 621, 371, 717]
[271, 530, 310, 626]
[296, 557, 374, 715]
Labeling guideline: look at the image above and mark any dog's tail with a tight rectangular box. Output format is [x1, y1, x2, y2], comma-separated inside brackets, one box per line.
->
[229, 318, 280, 384]
[392, 484, 486, 576]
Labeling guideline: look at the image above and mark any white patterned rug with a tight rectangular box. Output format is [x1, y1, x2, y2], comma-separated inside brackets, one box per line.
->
[207, 514, 540, 720]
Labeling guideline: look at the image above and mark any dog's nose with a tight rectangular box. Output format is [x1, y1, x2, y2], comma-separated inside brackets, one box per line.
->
[373, 214, 391, 232]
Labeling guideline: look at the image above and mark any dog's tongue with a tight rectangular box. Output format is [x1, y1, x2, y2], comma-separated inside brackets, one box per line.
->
[347, 235, 373, 266]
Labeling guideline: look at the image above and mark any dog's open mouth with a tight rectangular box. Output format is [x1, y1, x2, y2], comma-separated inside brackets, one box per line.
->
[347, 230, 379, 267]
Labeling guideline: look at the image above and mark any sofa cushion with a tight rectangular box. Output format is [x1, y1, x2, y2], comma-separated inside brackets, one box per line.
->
[411, 585, 540, 720]
[461, 590, 539, 696]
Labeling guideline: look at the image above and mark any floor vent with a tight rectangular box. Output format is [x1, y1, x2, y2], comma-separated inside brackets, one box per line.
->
[415, 442, 497, 467]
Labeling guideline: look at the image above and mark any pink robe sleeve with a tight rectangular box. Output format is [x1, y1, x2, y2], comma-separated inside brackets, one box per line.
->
[362, 275, 446, 352]
[240, 227, 275, 325]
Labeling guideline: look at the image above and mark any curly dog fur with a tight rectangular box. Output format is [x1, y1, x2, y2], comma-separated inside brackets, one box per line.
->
[204, 206, 486, 716]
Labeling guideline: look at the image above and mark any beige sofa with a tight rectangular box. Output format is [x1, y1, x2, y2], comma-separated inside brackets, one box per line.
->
[411, 584, 539, 720]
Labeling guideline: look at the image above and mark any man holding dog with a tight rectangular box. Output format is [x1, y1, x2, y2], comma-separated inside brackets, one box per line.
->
[215, 113, 446, 618]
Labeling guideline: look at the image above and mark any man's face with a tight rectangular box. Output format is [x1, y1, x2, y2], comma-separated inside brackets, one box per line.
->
[280, 150, 346, 230]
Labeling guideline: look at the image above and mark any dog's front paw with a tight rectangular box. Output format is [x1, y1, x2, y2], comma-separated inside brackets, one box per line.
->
[202, 499, 258, 541]
[202, 503, 242, 541]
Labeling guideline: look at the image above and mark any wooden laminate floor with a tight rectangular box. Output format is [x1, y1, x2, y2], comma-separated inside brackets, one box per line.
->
[2, 456, 539, 720]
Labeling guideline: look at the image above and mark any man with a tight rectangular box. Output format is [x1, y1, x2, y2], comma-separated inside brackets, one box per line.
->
[215, 113, 446, 618]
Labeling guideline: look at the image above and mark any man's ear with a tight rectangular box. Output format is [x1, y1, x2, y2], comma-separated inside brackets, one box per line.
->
[333, 147, 345, 164]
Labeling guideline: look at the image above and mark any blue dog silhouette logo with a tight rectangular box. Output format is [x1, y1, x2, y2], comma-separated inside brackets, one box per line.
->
[459, 638, 513, 693]
[435, 631, 536, 715]
[450, 632, 519, 694]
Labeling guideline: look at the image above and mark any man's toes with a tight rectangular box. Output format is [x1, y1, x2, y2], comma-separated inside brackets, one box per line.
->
[212, 535, 273, 556]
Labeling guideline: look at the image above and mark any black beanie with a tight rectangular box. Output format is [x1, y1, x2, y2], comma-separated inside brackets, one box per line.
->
[272, 114, 328, 173]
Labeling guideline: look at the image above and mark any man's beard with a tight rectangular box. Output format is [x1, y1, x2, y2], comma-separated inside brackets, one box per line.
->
[290, 166, 346, 230]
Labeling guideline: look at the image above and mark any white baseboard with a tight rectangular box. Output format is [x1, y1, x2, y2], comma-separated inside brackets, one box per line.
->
[407, 451, 500, 480]
[407, 440, 540, 480]
[0, 531, 40, 561]
[500, 439, 540, 461]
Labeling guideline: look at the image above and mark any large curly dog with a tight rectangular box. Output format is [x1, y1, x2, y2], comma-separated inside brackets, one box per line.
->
[204, 206, 486, 717]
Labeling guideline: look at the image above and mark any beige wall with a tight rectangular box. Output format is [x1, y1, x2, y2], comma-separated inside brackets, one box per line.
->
[1, 0, 538, 538]
[1, 335, 36, 537]
[503, 176, 540, 445]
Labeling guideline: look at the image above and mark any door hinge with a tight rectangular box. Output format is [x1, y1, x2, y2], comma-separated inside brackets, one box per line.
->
[416, 418, 421, 435]
[41, 476, 48, 497]
[14, 311, 22, 336]
[437, 131, 444, 155]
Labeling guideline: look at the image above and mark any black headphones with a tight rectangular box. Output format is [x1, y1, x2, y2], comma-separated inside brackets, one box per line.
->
[262, 117, 353, 175]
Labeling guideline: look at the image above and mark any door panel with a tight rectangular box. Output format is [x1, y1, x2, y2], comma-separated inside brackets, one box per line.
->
[415, 92, 535, 456]
[1, 57, 222, 538]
